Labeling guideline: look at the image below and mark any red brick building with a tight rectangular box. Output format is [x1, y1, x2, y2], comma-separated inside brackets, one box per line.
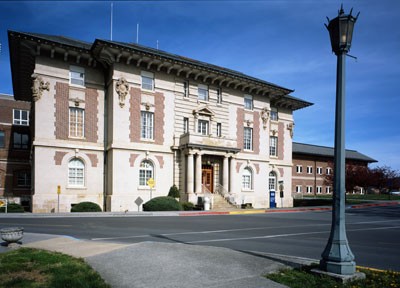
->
[292, 142, 377, 196]
[0, 94, 31, 210]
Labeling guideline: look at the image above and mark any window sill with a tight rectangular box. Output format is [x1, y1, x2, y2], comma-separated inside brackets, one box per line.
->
[197, 99, 209, 104]
[241, 189, 254, 193]
[243, 149, 254, 153]
[67, 186, 87, 190]
[141, 88, 155, 94]
[69, 84, 86, 90]
[140, 138, 155, 143]
[138, 186, 155, 191]
[69, 136, 86, 140]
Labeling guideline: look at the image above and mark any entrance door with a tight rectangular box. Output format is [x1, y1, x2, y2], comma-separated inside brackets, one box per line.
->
[202, 165, 213, 193]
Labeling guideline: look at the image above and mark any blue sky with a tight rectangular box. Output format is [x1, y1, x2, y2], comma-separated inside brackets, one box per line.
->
[1, 0, 399, 170]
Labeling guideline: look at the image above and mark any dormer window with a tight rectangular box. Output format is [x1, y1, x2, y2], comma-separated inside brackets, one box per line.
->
[141, 71, 154, 91]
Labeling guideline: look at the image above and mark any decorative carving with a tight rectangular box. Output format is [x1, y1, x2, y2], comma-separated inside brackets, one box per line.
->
[69, 97, 85, 107]
[287, 123, 294, 138]
[246, 120, 253, 127]
[272, 129, 277, 136]
[260, 107, 269, 129]
[115, 77, 129, 108]
[31, 74, 50, 102]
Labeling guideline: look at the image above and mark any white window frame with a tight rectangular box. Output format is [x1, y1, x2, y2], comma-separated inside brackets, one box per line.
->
[68, 158, 85, 187]
[243, 127, 253, 151]
[70, 66, 85, 87]
[296, 165, 303, 173]
[326, 167, 332, 175]
[306, 186, 313, 194]
[69, 107, 85, 138]
[13, 109, 29, 126]
[183, 81, 189, 97]
[296, 185, 302, 193]
[307, 166, 313, 174]
[242, 167, 253, 190]
[139, 160, 154, 186]
[244, 94, 253, 110]
[317, 186, 322, 194]
[216, 123, 222, 137]
[183, 117, 189, 133]
[141, 71, 154, 91]
[141, 111, 154, 140]
[269, 172, 277, 191]
[326, 186, 332, 194]
[317, 167, 323, 175]
[197, 119, 209, 135]
[198, 84, 208, 101]
[270, 136, 278, 157]
[216, 88, 222, 104]
[270, 107, 278, 121]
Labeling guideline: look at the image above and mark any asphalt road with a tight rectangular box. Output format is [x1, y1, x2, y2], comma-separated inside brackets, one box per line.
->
[1, 205, 399, 271]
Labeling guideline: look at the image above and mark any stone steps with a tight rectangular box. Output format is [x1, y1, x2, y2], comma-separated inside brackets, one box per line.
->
[212, 193, 236, 210]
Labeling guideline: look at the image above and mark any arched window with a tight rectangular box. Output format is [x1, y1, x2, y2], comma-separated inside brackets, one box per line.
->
[139, 160, 154, 186]
[269, 171, 276, 191]
[68, 158, 85, 187]
[242, 167, 253, 190]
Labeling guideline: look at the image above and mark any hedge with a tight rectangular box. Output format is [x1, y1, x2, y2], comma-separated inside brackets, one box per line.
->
[0, 203, 25, 213]
[143, 196, 182, 211]
[71, 202, 102, 212]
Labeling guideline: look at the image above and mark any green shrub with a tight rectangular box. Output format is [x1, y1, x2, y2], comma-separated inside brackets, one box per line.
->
[167, 185, 180, 199]
[71, 202, 102, 212]
[0, 203, 25, 213]
[143, 196, 182, 211]
[182, 202, 195, 211]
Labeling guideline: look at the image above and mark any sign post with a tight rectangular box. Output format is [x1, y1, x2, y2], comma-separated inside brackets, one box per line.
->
[147, 178, 155, 200]
[57, 185, 61, 213]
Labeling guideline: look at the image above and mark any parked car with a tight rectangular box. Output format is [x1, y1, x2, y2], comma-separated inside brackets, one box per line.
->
[389, 191, 400, 195]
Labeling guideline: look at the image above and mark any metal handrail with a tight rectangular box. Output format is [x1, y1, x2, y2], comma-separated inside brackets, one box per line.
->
[215, 184, 237, 207]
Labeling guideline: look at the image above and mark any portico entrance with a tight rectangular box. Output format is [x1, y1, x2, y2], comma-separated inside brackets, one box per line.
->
[202, 165, 213, 193]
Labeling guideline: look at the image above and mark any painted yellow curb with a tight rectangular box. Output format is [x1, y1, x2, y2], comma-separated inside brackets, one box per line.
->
[229, 209, 265, 215]
[357, 265, 400, 274]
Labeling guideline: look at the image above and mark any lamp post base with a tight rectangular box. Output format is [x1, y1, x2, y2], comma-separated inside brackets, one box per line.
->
[320, 258, 356, 275]
[311, 268, 365, 284]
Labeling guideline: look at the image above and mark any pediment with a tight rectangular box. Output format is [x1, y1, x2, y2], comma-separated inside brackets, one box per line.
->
[193, 105, 215, 117]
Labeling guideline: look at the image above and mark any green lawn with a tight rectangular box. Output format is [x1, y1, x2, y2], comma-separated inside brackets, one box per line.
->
[266, 264, 400, 288]
[0, 248, 110, 288]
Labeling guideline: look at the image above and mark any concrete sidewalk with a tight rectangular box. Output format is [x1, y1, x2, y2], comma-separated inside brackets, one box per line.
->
[6, 232, 293, 288]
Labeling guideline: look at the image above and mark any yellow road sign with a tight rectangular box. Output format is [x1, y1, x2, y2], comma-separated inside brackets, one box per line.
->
[0, 199, 6, 207]
[147, 178, 155, 188]
[57, 185, 61, 194]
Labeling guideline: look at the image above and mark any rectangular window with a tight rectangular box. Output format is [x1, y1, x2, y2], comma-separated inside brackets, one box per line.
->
[69, 108, 85, 138]
[141, 111, 154, 139]
[296, 185, 302, 193]
[242, 175, 251, 189]
[17, 171, 31, 187]
[197, 120, 209, 135]
[269, 136, 278, 156]
[307, 186, 313, 194]
[70, 66, 85, 86]
[13, 109, 29, 126]
[317, 167, 323, 175]
[216, 88, 222, 104]
[198, 84, 208, 101]
[270, 107, 278, 121]
[296, 165, 303, 173]
[326, 167, 332, 175]
[183, 117, 189, 133]
[183, 81, 189, 97]
[216, 123, 222, 137]
[326, 186, 332, 194]
[307, 166, 313, 174]
[317, 186, 322, 194]
[243, 127, 253, 150]
[244, 94, 253, 110]
[0, 131, 4, 148]
[13, 132, 29, 149]
[141, 71, 154, 91]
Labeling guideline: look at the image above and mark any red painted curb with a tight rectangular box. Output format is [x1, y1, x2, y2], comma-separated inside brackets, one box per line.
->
[350, 202, 399, 209]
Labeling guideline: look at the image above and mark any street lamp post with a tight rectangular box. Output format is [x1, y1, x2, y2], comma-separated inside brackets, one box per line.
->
[320, 6, 360, 275]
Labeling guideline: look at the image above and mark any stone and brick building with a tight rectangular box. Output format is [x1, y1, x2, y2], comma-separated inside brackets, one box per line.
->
[0, 94, 31, 210]
[8, 30, 312, 212]
[292, 142, 377, 196]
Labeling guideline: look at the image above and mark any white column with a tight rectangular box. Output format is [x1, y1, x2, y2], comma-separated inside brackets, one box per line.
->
[223, 154, 229, 190]
[229, 157, 236, 194]
[187, 152, 194, 195]
[195, 153, 202, 194]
